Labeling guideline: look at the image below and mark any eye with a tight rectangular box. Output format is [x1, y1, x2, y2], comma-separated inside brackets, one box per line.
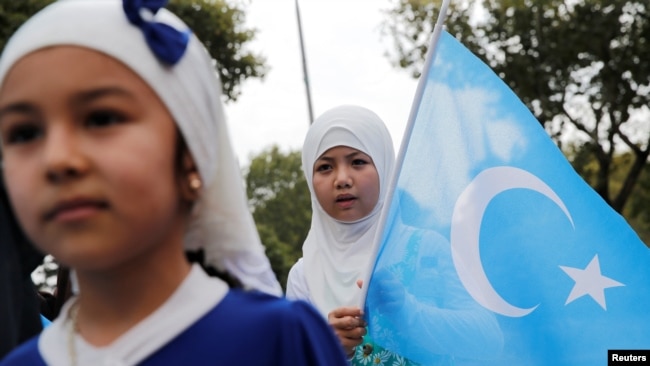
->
[85, 110, 126, 128]
[352, 158, 369, 166]
[315, 163, 332, 172]
[3, 123, 43, 145]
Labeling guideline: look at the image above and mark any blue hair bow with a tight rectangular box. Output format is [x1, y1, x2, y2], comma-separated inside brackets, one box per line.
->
[123, 0, 190, 65]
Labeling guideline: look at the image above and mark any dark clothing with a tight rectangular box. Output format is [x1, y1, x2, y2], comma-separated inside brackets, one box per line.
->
[0, 182, 43, 359]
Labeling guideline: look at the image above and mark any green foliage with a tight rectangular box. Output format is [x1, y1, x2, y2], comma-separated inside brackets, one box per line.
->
[382, 0, 650, 215]
[0, 0, 265, 102]
[568, 144, 650, 246]
[626, 164, 650, 245]
[245, 146, 311, 289]
[0, 0, 55, 52]
[168, 0, 267, 101]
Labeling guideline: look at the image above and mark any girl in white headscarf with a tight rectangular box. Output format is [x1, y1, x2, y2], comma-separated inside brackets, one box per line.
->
[286, 105, 395, 360]
[0, 1, 347, 365]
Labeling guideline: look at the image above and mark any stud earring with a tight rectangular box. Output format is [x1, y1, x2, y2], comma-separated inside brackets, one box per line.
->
[188, 173, 202, 191]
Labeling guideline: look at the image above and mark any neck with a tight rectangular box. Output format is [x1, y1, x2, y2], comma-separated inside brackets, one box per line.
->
[73, 248, 191, 346]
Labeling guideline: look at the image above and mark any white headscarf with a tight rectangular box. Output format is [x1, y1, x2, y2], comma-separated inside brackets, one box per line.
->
[301, 105, 395, 316]
[0, 0, 281, 296]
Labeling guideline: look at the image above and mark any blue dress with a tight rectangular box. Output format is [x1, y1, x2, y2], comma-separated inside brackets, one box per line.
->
[1, 289, 348, 365]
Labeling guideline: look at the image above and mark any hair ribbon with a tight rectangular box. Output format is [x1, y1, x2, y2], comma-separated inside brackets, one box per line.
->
[123, 0, 190, 65]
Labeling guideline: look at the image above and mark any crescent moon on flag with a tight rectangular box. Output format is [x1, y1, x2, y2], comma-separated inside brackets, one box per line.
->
[450, 166, 574, 317]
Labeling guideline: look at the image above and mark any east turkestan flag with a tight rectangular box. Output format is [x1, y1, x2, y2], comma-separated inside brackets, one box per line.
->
[362, 18, 650, 366]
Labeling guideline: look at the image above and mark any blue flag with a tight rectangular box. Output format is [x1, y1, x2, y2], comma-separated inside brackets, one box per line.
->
[364, 30, 650, 365]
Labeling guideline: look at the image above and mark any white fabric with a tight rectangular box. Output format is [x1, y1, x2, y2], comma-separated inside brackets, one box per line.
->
[39, 265, 227, 366]
[0, 0, 281, 296]
[299, 105, 395, 317]
[285, 258, 312, 302]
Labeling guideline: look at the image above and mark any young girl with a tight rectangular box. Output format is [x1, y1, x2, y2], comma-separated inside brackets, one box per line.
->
[0, 1, 348, 365]
[287, 105, 504, 365]
[285, 105, 395, 361]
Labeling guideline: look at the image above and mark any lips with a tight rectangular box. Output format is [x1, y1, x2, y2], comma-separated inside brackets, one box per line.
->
[335, 194, 357, 208]
[336, 193, 356, 203]
[43, 197, 109, 222]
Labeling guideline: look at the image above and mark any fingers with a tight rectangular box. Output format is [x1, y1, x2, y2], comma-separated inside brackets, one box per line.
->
[327, 305, 368, 356]
[336, 324, 367, 341]
[328, 306, 362, 320]
[334, 322, 367, 357]
[356, 279, 363, 289]
[328, 308, 367, 330]
[330, 314, 367, 330]
[338, 326, 366, 354]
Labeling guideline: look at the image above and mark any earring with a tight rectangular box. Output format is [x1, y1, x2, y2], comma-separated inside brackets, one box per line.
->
[188, 173, 202, 191]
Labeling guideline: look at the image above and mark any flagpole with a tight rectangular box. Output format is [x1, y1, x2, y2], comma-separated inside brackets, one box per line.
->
[358, 0, 452, 306]
[295, 0, 315, 124]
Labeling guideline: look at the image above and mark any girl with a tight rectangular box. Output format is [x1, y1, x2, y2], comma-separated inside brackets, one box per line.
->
[287, 105, 504, 365]
[285, 105, 395, 362]
[0, 0, 348, 365]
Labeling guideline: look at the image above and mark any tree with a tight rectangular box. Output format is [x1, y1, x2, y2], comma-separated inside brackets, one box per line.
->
[0, 0, 265, 101]
[167, 0, 266, 101]
[245, 146, 312, 289]
[0, 0, 54, 51]
[625, 163, 650, 244]
[382, 0, 650, 214]
[568, 144, 650, 245]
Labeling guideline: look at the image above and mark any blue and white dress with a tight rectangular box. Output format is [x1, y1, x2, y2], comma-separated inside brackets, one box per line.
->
[0, 265, 348, 366]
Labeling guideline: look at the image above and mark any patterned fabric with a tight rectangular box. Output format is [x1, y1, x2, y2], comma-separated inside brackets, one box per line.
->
[350, 338, 421, 366]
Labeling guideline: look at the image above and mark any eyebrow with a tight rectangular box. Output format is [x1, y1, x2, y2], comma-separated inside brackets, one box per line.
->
[317, 150, 365, 162]
[0, 102, 37, 124]
[0, 86, 135, 124]
[73, 86, 135, 105]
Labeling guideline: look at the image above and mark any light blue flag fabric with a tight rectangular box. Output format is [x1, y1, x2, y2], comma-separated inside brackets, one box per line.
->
[364, 30, 650, 366]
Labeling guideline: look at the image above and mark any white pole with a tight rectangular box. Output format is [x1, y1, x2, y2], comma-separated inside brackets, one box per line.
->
[295, 0, 315, 124]
[359, 0, 452, 308]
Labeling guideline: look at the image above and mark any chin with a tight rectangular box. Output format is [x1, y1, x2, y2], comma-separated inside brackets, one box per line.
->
[335, 213, 365, 223]
[51, 245, 128, 273]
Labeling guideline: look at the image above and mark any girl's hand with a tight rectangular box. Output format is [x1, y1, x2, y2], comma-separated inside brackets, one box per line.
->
[327, 306, 367, 358]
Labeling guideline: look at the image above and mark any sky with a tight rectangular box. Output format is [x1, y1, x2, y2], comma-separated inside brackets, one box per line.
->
[224, 0, 420, 166]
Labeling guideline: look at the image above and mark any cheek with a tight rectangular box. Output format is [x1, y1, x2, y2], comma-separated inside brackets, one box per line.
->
[312, 178, 330, 205]
[104, 148, 178, 214]
[364, 171, 381, 206]
[106, 122, 177, 193]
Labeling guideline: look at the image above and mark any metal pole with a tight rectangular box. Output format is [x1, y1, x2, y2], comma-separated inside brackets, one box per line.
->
[295, 0, 315, 124]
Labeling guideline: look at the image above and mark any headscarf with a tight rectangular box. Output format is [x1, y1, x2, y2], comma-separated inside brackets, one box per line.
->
[0, 0, 281, 296]
[301, 105, 395, 317]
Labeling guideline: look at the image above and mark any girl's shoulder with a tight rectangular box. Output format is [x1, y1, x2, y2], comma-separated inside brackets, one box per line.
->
[141, 290, 348, 365]
[216, 288, 323, 327]
[0, 337, 46, 366]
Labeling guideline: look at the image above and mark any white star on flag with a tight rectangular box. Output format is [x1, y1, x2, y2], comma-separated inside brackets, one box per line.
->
[560, 254, 624, 310]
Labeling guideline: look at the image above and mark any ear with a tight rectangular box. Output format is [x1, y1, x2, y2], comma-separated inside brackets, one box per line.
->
[178, 150, 202, 203]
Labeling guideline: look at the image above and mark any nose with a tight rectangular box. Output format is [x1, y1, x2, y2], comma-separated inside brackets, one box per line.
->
[43, 126, 88, 184]
[334, 167, 352, 189]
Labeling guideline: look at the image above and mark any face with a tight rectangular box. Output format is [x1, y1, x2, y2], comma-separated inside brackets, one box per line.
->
[312, 145, 380, 222]
[0, 46, 188, 271]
